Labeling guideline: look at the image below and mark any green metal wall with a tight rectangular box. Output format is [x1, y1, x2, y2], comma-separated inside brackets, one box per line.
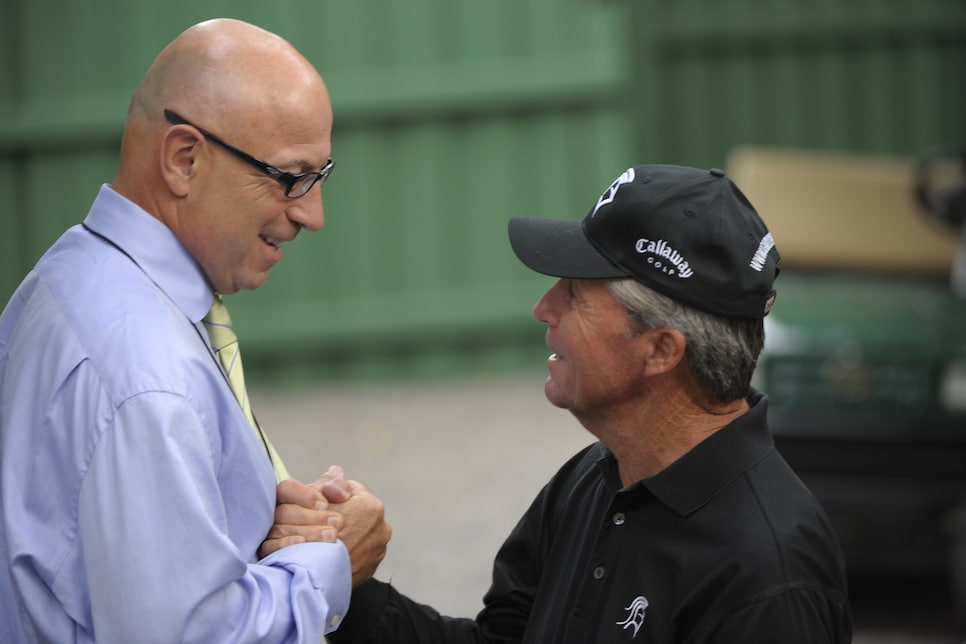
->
[2, 0, 964, 381]
[624, 0, 965, 165]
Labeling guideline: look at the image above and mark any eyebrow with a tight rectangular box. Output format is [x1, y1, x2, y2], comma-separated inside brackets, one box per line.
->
[290, 157, 328, 173]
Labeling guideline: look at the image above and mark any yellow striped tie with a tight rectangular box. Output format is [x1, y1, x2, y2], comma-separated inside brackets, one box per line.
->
[203, 295, 290, 482]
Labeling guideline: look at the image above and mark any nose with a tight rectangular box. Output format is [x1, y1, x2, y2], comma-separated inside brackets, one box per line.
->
[532, 279, 564, 325]
[287, 185, 325, 232]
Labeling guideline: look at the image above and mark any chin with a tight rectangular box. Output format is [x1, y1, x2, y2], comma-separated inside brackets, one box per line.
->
[239, 273, 270, 292]
[543, 381, 572, 410]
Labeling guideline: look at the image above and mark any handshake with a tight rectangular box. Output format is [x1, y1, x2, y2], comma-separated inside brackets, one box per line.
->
[260, 466, 392, 588]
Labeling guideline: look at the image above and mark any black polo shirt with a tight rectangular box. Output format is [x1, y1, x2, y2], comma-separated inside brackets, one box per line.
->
[331, 391, 852, 643]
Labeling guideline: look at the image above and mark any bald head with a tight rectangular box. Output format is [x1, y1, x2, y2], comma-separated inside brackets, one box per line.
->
[114, 19, 332, 202]
[129, 18, 327, 134]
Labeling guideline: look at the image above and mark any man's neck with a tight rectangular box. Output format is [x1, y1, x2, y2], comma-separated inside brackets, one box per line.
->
[584, 384, 750, 487]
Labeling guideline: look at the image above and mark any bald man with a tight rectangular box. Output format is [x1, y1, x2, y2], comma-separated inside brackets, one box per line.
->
[0, 19, 389, 643]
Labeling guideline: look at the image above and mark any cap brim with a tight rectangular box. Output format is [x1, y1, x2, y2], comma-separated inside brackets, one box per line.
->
[508, 216, 628, 279]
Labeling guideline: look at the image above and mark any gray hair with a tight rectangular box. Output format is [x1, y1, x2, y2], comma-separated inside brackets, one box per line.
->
[607, 278, 764, 404]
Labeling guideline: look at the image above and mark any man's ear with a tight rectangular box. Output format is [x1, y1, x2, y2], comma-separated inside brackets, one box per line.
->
[641, 327, 687, 377]
[160, 127, 203, 197]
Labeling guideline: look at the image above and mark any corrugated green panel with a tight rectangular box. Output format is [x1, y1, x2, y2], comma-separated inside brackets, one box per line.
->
[0, 2, 17, 105]
[22, 149, 120, 260]
[0, 148, 121, 295]
[626, 0, 966, 167]
[0, 158, 21, 301]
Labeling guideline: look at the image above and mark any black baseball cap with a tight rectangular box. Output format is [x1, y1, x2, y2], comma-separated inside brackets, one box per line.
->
[508, 165, 779, 319]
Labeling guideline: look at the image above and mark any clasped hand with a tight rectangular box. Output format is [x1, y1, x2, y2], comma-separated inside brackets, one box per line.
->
[259, 466, 392, 588]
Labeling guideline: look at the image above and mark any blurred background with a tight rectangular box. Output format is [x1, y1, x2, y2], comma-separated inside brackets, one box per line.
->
[3, 0, 966, 640]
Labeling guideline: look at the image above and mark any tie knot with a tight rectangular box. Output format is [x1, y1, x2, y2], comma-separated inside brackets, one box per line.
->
[203, 296, 237, 351]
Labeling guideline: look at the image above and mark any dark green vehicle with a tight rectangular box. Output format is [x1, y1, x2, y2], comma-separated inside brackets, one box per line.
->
[728, 146, 966, 616]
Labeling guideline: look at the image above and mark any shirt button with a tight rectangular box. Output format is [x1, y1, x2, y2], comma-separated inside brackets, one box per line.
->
[593, 566, 605, 580]
[329, 614, 341, 627]
[612, 512, 625, 526]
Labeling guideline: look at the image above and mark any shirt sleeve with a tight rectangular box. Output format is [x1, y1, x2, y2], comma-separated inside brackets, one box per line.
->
[329, 487, 553, 644]
[328, 579, 486, 643]
[76, 391, 350, 643]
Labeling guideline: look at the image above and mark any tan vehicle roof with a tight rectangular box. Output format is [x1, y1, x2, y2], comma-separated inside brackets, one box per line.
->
[725, 146, 958, 275]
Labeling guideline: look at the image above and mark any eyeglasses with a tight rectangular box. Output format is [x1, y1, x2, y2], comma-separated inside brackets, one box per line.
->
[163, 109, 334, 199]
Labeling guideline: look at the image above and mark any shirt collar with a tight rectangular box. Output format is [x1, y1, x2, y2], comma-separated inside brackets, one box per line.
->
[613, 390, 774, 516]
[82, 184, 215, 322]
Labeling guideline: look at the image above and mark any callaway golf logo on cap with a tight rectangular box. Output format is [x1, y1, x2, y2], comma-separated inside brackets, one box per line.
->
[592, 167, 697, 280]
[507, 164, 780, 319]
[634, 238, 694, 279]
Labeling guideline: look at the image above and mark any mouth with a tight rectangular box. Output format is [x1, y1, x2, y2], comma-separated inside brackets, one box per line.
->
[261, 235, 283, 250]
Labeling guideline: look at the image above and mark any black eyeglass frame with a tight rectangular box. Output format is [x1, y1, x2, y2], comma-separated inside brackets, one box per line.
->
[163, 109, 334, 199]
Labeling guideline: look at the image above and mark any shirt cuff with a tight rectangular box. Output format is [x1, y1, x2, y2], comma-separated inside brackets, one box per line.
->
[328, 578, 392, 642]
[262, 541, 352, 635]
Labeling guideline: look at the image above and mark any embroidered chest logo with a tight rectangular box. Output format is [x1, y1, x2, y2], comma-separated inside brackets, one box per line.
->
[616, 595, 649, 638]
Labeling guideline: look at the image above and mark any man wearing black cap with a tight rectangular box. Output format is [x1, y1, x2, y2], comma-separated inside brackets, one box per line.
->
[288, 165, 852, 642]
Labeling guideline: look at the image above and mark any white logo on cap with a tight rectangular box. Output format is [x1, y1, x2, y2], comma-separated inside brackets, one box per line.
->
[635, 238, 694, 278]
[591, 168, 636, 218]
[749, 233, 775, 272]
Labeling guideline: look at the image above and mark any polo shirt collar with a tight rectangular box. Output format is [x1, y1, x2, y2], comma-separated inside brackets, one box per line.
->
[623, 390, 775, 516]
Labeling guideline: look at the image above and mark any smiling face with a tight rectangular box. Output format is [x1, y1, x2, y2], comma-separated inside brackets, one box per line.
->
[116, 18, 334, 296]
[532, 278, 655, 422]
[178, 105, 332, 294]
